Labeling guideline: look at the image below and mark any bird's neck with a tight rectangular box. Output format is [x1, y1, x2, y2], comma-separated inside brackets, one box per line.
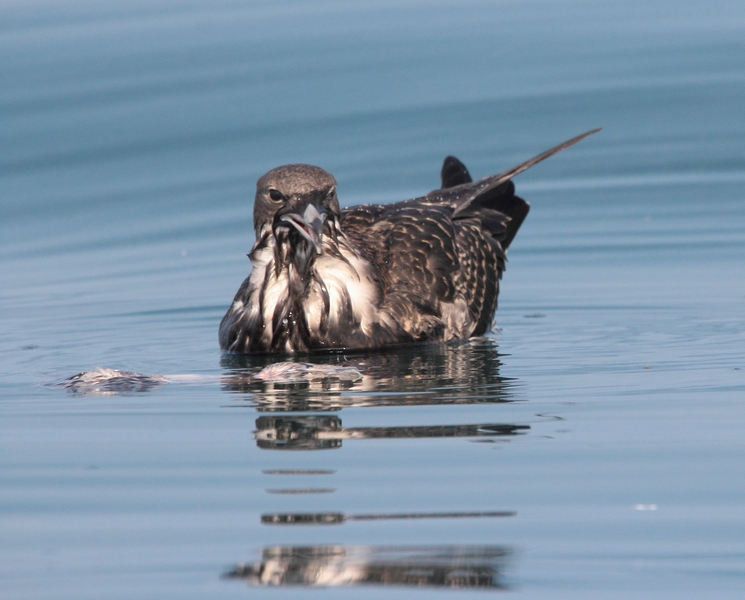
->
[252, 228, 317, 294]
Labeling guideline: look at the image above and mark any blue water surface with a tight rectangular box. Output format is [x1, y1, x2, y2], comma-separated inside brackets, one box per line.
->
[2, 1, 745, 598]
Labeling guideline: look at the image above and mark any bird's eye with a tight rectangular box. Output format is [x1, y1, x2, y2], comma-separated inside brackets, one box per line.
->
[269, 189, 284, 202]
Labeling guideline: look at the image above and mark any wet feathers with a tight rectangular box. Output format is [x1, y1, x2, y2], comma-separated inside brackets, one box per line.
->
[219, 130, 599, 354]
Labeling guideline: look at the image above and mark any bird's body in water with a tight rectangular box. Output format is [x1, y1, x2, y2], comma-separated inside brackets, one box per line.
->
[219, 130, 600, 354]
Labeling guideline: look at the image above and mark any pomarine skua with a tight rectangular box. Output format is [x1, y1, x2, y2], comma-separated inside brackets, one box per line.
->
[219, 129, 600, 354]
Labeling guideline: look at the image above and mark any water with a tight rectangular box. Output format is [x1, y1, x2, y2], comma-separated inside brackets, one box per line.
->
[2, 0, 745, 597]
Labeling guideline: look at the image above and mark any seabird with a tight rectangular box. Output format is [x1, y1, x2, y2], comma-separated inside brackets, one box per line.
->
[219, 129, 600, 354]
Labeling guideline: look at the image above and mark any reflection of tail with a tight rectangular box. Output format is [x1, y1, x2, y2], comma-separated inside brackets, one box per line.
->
[255, 415, 530, 450]
[225, 544, 511, 588]
[261, 510, 516, 525]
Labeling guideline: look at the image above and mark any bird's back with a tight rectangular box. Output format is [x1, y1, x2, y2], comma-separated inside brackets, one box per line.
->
[340, 158, 528, 341]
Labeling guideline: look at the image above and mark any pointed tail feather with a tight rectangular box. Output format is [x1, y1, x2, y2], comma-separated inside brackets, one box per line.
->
[455, 128, 601, 214]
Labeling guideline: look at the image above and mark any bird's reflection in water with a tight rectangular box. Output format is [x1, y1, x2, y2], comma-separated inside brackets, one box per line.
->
[224, 544, 511, 589]
[261, 510, 515, 525]
[220, 337, 518, 411]
[222, 339, 523, 590]
[255, 415, 529, 450]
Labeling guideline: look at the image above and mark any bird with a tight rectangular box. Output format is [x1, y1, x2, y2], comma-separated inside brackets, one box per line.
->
[219, 129, 600, 354]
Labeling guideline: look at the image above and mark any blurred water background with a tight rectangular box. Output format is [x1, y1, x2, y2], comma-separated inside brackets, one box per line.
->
[2, 0, 745, 597]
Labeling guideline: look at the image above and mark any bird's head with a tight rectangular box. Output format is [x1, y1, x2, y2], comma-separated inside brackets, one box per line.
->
[254, 165, 340, 267]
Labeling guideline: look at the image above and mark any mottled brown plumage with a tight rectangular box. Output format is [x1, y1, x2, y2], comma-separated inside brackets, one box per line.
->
[219, 129, 599, 354]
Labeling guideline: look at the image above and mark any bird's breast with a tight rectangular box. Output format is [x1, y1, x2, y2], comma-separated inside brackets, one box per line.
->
[243, 243, 381, 351]
[305, 251, 380, 342]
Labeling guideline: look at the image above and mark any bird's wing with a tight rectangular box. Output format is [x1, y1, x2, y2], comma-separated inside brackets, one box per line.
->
[342, 202, 460, 300]
[341, 202, 464, 341]
[337, 129, 600, 339]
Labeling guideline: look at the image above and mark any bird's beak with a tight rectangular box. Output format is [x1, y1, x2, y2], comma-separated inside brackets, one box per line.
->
[279, 203, 326, 255]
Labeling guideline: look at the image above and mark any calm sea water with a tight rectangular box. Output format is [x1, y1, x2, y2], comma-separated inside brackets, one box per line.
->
[2, 1, 745, 597]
